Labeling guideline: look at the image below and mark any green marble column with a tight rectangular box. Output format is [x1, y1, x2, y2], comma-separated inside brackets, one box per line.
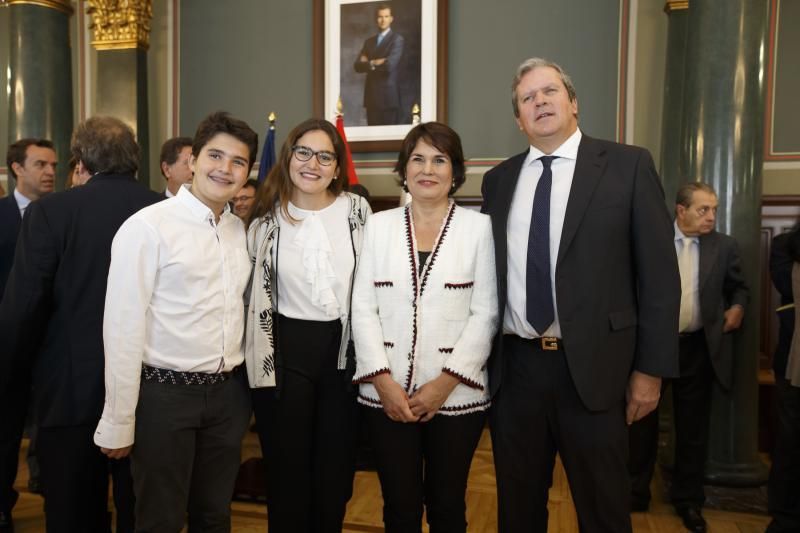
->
[681, 0, 769, 486]
[87, 0, 152, 185]
[7, 0, 74, 192]
[659, 2, 689, 211]
[94, 49, 150, 185]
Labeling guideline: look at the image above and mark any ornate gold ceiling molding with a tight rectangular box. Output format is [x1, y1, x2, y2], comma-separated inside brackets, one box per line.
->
[664, 1, 689, 14]
[4, 0, 74, 15]
[86, 0, 152, 51]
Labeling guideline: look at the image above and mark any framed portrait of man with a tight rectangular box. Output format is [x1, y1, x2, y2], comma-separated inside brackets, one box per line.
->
[313, 0, 448, 152]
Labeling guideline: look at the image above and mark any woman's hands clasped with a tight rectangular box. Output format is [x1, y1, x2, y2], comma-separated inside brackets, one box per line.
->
[374, 372, 460, 423]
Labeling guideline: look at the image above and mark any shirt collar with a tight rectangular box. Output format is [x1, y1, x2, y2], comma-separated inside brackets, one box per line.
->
[674, 221, 699, 243]
[378, 28, 391, 39]
[176, 185, 229, 223]
[525, 128, 582, 167]
[13, 189, 32, 215]
[164, 187, 175, 198]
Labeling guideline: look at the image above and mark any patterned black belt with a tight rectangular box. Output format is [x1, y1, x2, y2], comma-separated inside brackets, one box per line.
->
[142, 364, 233, 386]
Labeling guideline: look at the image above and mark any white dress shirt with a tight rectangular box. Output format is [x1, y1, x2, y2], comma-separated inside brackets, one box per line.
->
[13, 189, 31, 218]
[94, 186, 250, 449]
[675, 222, 702, 332]
[504, 128, 582, 339]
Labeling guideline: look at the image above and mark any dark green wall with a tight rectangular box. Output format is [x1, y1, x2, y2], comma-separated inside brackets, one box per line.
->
[180, 0, 620, 160]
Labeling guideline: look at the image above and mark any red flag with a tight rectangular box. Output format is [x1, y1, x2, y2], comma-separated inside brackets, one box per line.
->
[335, 115, 359, 185]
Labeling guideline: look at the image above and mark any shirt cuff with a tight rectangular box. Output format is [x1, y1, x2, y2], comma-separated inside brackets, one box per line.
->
[93, 417, 135, 450]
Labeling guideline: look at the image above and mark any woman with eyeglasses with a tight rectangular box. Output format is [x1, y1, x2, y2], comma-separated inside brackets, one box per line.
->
[351, 122, 498, 532]
[244, 118, 371, 532]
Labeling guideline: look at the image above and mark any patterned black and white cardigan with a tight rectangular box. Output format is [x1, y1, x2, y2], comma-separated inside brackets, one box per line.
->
[351, 202, 499, 415]
[243, 192, 371, 388]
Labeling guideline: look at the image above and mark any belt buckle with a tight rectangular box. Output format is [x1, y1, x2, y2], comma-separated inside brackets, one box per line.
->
[541, 337, 559, 351]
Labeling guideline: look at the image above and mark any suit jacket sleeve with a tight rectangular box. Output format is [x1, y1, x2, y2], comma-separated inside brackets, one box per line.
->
[723, 238, 748, 310]
[771, 233, 794, 301]
[376, 33, 404, 73]
[631, 149, 681, 378]
[0, 200, 59, 387]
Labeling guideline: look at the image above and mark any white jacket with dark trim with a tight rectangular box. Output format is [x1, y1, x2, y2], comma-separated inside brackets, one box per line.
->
[352, 203, 498, 415]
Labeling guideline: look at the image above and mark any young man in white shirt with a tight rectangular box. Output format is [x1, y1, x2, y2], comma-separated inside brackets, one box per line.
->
[94, 111, 258, 531]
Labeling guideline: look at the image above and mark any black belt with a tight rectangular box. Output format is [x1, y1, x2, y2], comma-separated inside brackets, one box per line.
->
[142, 364, 234, 386]
[506, 334, 563, 351]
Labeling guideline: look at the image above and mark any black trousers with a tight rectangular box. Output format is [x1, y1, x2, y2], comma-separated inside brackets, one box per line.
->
[37, 423, 135, 533]
[629, 331, 712, 509]
[364, 406, 485, 533]
[767, 375, 800, 532]
[0, 373, 29, 513]
[252, 315, 357, 533]
[490, 335, 631, 533]
[130, 367, 251, 533]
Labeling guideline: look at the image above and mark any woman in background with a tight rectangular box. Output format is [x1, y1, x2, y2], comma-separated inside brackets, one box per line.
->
[245, 118, 371, 532]
[351, 122, 498, 532]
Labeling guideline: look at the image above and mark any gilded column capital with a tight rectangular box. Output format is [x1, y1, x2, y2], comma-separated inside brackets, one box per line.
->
[86, 0, 152, 51]
[664, 1, 689, 14]
[3, 0, 74, 15]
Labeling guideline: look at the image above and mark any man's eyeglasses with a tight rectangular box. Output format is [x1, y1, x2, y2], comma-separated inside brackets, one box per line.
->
[292, 145, 337, 166]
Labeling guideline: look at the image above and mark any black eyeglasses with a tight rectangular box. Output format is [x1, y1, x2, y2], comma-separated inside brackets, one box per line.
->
[291, 145, 337, 166]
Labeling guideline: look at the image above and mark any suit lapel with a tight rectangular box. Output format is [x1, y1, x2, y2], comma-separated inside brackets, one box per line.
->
[495, 152, 528, 264]
[557, 136, 606, 266]
[698, 232, 718, 291]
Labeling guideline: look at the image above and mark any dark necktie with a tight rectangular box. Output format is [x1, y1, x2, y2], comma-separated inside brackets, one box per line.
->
[526, 155, 558, 334]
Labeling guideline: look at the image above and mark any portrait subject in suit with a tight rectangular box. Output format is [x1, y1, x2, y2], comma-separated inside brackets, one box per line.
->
[481, 57, 680, 532]
[629, 182, 747, 533]
[353, 3, 406, 125]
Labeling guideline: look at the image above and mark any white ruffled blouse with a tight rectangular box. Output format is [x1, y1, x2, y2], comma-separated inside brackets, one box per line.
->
[275, 196, 354, 322]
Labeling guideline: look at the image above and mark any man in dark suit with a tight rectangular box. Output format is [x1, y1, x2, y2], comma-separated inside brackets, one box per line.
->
[0, 117, 160, 532]
[353, 3, 405, 125]
[0, 138, 56, 532]
[629, 183, 746, 532]
[481, 57, 680, 532]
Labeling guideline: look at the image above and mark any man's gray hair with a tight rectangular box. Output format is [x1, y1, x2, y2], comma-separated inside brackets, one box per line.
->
[511, 57, 578, 118]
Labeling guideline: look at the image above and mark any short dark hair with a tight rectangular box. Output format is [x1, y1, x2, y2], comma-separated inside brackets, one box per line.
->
[159, 136, 193, 177]
[250, 118, 347, 225]
[376, 3, 392, 16]
[241, 178, 259, 191]
[394, 122, 466, 195]
[192, 112, 258, 175]
[71, 116, 140, 175]
[675, 182, 716, 209]
[511, 57, 578, 118]
[6, 138, 55, 180]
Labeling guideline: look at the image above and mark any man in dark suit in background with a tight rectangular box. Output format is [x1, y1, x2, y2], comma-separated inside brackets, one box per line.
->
[353, 3, 405, 125]
[0, 117, 160, 532]
[481, 57, 680, 532]
[630, 182, 748, 532]
[159, 136, 193, 198]
[629, 182, 747, 532]
[0, 138, 56, 532]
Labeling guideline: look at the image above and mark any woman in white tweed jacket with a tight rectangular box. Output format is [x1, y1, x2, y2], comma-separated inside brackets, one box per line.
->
[352, 122, 498, 532]
[244, 119, 370, 532]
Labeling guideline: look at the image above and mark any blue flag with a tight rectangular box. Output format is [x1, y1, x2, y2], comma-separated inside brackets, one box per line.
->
[257, 124, 276, 183]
